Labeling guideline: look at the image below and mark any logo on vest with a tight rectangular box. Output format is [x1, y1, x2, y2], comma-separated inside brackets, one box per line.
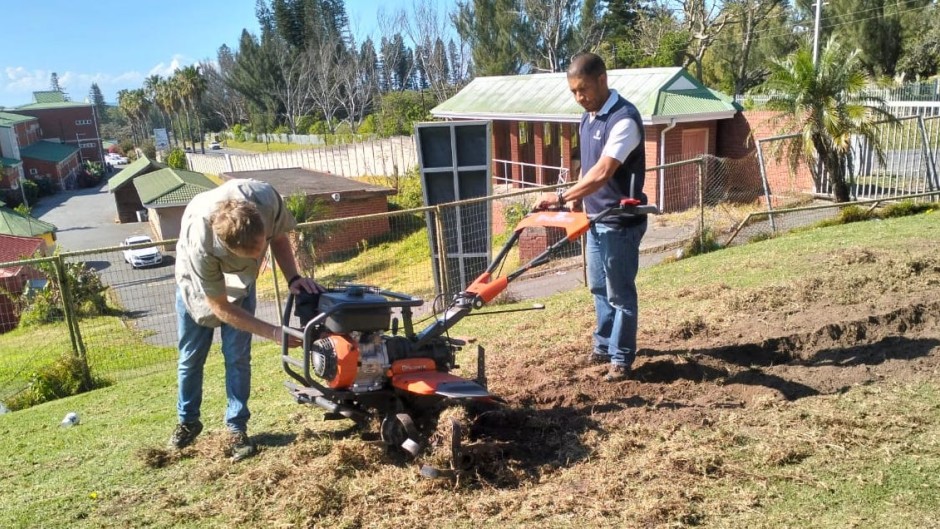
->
[592, 130, 602, 140]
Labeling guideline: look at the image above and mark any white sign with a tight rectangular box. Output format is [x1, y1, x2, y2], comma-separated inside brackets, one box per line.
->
[154, 128, 169, 149]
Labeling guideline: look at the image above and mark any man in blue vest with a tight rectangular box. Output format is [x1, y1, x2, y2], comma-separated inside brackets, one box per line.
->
[539, 52, 648, 382]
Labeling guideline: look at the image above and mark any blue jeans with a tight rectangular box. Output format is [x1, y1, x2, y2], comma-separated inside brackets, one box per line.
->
[176, 285, 256, 433]
[586, 220, 647, 367]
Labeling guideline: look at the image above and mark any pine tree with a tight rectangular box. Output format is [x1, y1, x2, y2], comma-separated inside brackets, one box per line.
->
[89, 83, 108, 123]
[453, 0, 525, 76]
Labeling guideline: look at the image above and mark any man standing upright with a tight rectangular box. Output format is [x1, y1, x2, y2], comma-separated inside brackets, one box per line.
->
[539, 52, 648, 382]
[169, 178, 323, 461]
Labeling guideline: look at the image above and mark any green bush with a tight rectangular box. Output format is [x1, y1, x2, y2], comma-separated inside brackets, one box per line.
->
[357, 114, 377, 134]
[232, 124, 247, 142]
[681, 228, 722, 258]
[308, 120, 331, 135]
[879, 200, 940, 218]
[390, 168, 425, 210]
[18, 260, 110, 328]
[166, 148, 188, 170]
[20, 179, 39, 206]
[377, 91, 430, 137]
[502, 202, 530, 235]
[3, 352, 111, 411]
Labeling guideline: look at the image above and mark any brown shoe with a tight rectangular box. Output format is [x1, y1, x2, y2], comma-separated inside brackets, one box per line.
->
[603, 365, 630, 382]
[587, 352, 611, 365]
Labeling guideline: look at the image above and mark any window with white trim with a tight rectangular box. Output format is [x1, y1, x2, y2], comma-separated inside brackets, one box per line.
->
[80, 142, 97, 148]
[29, 168, 38, 175]
[75, 119, 92, 126]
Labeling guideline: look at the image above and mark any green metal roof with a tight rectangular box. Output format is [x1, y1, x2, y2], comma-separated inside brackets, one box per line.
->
[107, 155, 159, 191]
[1, 156, 22, 168]
[32, 91, 69, 104]
[19, 141, 79, 163]
[133, 168, 217, 208]
[0, 206, 57, 237]
[16, 100, 91, 110]
[0, 111, 35, 126]
[431, 67, 739, 124]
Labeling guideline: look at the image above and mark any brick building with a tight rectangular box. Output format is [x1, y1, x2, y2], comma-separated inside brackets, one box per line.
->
[0, 91, 105, 200]
[14, 91, 105, 165]
[431, 67, 741, 212]
[132, 167, 218, 240]
[219, 168, 395, 259]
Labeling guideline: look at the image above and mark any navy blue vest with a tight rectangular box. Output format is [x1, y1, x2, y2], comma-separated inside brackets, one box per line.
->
[579, 94, 647, 226]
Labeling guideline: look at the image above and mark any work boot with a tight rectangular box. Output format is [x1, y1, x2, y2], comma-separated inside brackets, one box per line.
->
[586, 352, 611, 365]
[168, 421, 203, 449]
[603, 365, 630, 382]
[228, 431, 257, 462]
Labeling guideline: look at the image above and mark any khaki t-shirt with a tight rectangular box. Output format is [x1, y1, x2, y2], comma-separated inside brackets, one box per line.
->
[175, 179, 296, 327]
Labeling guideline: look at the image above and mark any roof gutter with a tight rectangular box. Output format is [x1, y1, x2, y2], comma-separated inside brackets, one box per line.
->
[659, 118, 677, 209]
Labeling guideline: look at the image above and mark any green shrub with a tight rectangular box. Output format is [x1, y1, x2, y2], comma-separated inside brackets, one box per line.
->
[3, 352, 111, 411]
[879, 200, 940, 219]
[308, 120, 331, 135]
[503, 202, 529, 235]
[390, 168, 425, 210]
[357, 114, 377, 134]
[18, 260, 110, 328]
[20, 179, 39, 206]
[377, 91, 430, 137]
[682, 228, 722, 258]
[166, 148, 188, 170]
[232, 124, 247, 142]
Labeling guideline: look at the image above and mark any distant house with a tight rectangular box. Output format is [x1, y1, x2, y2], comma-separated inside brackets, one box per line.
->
[132, 167, 218, 240]
[0, 234, 45, 333]
[0, 204, 56, 252]
[431, 67, 745, 210]
[108, 155, 166, 223]
[219, 168, 395, 258]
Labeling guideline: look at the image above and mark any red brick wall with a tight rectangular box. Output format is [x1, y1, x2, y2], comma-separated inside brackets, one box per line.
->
[519, 226, 566, 262]
[313, 195, 392, 258]
[15, 106, 103, 163]
[12, 119, 41, 147]
[717, 110, 815, 202]
[23, 153, 81, 189]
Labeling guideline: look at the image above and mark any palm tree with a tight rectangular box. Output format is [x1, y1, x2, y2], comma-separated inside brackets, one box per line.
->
[175, 65, 208, 153]
[759, 38, 895, 202]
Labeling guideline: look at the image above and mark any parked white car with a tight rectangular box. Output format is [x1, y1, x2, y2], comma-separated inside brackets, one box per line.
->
[209, 141, 221, 150]
[106, 152, 129, 165]
[121, 235, 163, 268]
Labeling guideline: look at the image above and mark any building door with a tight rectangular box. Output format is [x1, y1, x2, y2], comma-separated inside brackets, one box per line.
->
[673, 128, 708, 211]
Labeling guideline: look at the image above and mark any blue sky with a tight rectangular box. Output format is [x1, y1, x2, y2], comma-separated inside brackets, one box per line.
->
[1, 0, 454, 109]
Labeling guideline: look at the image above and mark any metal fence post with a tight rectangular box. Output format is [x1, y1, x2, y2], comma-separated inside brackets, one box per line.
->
[698, 156, 706, 248]
[755, 138, 778, 233]
[433, 206, 449, 297]
[53, 255, 91, 387]
[917, 115, 939, 191]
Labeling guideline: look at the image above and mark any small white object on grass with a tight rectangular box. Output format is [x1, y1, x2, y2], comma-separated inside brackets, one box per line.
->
[60, 412, 80, 427]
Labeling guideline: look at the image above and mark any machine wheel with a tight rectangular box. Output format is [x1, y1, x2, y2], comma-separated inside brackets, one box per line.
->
[381, 412, 422, 457]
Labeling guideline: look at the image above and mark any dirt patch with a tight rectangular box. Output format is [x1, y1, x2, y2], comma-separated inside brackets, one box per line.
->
[120, 243, 940, 528]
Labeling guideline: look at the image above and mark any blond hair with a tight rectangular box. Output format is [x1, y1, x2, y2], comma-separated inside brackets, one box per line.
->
[210, 199, 265, 251]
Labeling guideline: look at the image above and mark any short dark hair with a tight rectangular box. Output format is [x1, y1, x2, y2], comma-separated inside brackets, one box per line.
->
[567, 52, 607, 79]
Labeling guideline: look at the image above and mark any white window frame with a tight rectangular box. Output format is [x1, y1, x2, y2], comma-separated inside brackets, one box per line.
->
[29, 168, 38, 175]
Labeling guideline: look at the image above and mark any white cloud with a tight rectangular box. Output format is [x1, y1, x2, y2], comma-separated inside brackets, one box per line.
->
[0, 54, 204, 107]
[148, 54, 193, 77]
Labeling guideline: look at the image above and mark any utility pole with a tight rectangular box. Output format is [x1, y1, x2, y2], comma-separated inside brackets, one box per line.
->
[812, 0, 823, 65]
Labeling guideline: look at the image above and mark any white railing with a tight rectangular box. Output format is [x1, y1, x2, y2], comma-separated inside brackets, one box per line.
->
[492, 159, 570, 188]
